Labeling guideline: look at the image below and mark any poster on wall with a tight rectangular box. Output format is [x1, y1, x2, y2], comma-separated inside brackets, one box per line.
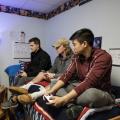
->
[11, 30, 30, 59]
[109, 48, 120, 66]
[19, 31, 26, 42]
[93, 36, 102, 48]
[13, 42, 30, 59]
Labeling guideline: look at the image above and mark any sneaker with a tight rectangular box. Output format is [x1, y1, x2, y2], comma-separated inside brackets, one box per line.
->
[9, 86, 28, 95]
[66, 105, 83, 120]
[1, 101, 18, 110]
[17, 94, 35, 104]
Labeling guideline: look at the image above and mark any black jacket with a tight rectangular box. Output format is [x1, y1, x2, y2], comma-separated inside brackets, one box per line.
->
[25, 48, 52, 77]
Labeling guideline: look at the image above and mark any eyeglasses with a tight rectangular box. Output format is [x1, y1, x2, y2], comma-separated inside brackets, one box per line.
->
[55, 46, 60, 50]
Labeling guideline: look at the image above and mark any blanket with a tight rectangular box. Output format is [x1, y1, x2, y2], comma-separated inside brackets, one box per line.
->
[23, 84, 120, 120]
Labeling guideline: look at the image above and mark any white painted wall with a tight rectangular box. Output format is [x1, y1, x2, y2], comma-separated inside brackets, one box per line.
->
[0, 13, 47, 86]
[0, 0, 120, 86]
[45, 0, 120, 86]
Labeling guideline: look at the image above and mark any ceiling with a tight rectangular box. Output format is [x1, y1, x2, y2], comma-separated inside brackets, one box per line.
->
[0, 0, 71, 13]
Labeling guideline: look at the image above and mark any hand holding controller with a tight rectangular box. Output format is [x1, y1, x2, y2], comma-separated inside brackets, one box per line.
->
[43, 94, 53, 103]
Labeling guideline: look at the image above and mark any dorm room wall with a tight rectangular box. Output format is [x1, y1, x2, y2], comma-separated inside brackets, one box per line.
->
[0, 0, 120, 87]
[0, 13, 47, 86]
[45, 0, 120, 86]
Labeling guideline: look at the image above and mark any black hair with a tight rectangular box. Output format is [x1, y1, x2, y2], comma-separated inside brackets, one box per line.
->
[69, 28, 94, 47]
[29, 37, 40, 47]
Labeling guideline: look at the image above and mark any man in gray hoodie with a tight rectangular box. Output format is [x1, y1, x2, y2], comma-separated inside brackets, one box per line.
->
[9, 38, 73, 104]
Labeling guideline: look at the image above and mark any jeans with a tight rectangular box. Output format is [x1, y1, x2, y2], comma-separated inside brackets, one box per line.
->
[54, 82, 114, 108]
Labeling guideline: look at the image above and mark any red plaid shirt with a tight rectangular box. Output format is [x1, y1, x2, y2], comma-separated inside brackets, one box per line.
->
[59, 48, 112, 96]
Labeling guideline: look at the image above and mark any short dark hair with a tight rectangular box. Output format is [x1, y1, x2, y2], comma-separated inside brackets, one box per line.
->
[29, 37, 40, 47]
[70, 28, 94, 47]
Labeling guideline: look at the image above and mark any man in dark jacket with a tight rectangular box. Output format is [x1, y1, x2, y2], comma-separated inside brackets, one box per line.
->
[15, 37, 51, 86]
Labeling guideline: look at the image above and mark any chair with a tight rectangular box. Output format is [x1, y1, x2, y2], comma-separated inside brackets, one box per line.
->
[5, 64, 21, 86]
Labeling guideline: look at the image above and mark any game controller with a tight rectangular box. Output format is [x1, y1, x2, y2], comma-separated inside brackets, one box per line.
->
[43, 94, 53, 102]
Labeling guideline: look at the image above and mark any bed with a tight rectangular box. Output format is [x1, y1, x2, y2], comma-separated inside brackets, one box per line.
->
[23, 85, 120, 120]
[5, 64, 120, 120]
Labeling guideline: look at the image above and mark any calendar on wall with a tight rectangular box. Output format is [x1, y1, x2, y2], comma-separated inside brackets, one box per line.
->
[109, 48, 120, 66]
[13, 42, 31, 59]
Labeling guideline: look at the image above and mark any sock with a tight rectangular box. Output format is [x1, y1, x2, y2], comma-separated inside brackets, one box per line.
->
[30, 89, 46, 100]
[21, 82, 33, 90]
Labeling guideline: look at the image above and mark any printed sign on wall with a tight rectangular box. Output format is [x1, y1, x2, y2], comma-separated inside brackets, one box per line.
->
[13, 42, 30, 59]
[109, 48, 120, 66]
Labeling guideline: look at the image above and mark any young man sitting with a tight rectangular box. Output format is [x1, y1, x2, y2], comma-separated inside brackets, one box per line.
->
[8, 38, 73, 104]
[15, 37, 52, 86]
[34, 28, 114, 120]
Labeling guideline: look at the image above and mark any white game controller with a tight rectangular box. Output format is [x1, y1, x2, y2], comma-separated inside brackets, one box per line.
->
[43, 94, 53, 102]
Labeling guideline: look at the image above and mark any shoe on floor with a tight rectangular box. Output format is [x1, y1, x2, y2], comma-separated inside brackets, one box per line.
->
[1, 100, 18, 110]
[66, 105, 83, 120]
[17, 94, 35, 104]
[9, 86, 28, 95]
